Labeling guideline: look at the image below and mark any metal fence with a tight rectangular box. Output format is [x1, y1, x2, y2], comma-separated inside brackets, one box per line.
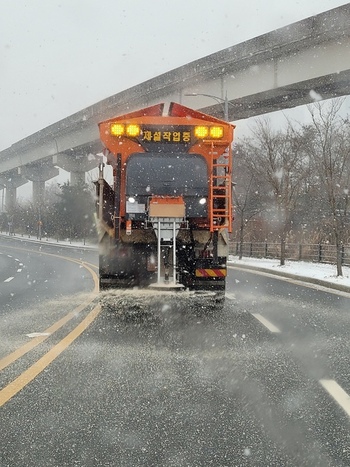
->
[230, 242, 350, 267]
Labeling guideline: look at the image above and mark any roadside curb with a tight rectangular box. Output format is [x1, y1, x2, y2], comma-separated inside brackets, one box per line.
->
[228, 262, 350, 294]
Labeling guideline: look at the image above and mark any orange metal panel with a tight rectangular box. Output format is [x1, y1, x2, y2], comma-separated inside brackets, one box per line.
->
[149, 196, 185, 217]
[97, 102, 235, 227]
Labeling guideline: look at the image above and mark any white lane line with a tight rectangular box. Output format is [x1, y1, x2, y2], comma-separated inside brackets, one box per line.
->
[251, 313, 281, 333]
[4, 277, 14, 283]
[225, 292, 236, 300]
[320, 379, 350, 418]
[26, 332, 51, 338]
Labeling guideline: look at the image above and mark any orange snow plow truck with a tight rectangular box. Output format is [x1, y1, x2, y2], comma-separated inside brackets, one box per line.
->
[96, 102, 234, 303]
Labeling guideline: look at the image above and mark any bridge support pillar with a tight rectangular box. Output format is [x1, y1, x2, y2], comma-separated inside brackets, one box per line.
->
[53, 153, 102, 186]
[70, 171, 86, 185]
[6, 186, 17, 212]
[20, 163, 59, 205]
[32, 180, 45, 204]
[0, 171, 28, 212]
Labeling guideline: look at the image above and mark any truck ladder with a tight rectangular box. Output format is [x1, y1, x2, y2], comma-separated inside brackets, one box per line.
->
[209, 152, 232, 233]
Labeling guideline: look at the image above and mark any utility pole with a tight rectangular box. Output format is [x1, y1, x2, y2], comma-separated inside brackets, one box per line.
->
[38, 204, 42, 240]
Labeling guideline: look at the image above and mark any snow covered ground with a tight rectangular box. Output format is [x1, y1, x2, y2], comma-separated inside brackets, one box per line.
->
[228, 256, 350, 290]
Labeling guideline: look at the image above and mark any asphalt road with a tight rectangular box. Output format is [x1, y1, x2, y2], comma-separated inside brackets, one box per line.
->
[1, 239, 350, 466]
[0, 236, 97, 306]
[0, 236, 98, 360]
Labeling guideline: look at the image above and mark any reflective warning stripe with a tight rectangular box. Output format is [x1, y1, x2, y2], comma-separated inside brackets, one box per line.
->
[195, 269, 227, 278]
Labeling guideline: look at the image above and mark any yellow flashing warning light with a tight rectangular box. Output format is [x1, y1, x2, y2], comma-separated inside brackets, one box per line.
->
[110, 123, 141, 137]
[194, 125, 224, 139]
[194, 126, 209, 138]
[126, 124, 141, 137]
[110, 123, 125, 136]
[209, 126, 224, 139]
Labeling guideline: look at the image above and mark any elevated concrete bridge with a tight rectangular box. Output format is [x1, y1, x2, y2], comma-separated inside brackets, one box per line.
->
[1, 4, 350, 209]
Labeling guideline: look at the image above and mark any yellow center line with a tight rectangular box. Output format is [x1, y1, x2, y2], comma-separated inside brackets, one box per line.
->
[0, 304, 102, 407]
[0, 293, 96, 371]
[0, 250, 99, 372]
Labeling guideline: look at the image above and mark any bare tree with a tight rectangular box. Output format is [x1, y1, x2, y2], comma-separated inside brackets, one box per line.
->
[233, 143, 266, 258]
[306, 98, 350, 276]
[241, 117, 309, 265]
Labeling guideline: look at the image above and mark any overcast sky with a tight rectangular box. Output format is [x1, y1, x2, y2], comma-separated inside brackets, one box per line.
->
[1, 0, 349, 153]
